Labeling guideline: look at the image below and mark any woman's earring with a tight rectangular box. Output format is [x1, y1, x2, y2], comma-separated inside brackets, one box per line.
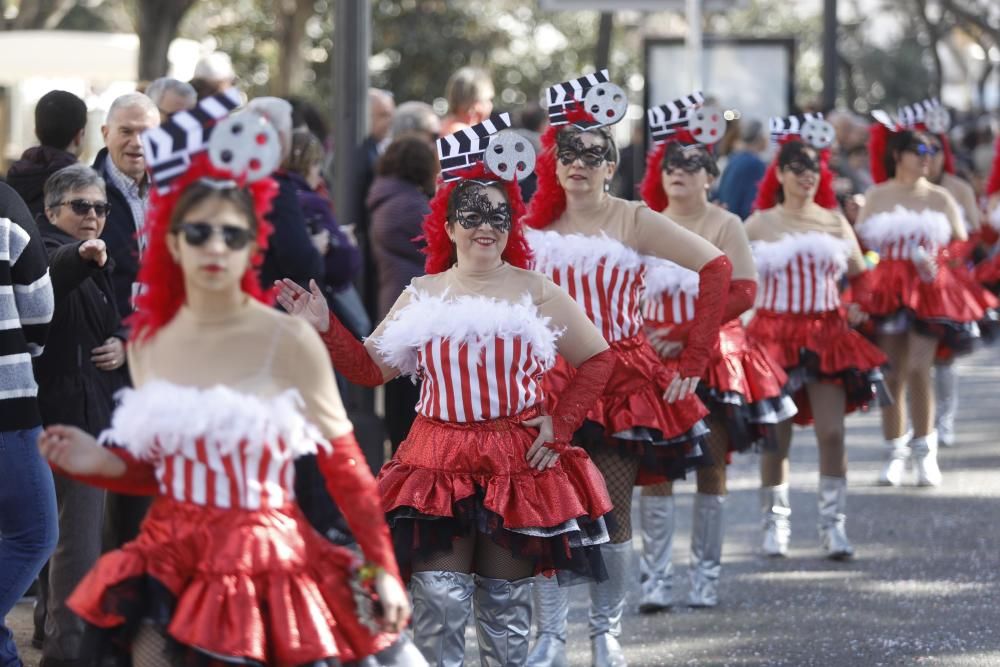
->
[604, 179, 612, 193]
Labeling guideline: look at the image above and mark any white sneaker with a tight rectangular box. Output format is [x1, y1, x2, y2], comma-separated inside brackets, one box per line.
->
[912, 432, 942, 487]
[877, 432, 912, 487]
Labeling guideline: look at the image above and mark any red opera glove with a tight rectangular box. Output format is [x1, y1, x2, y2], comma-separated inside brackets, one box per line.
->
[550, 348, 615, 444]
[316, 432, 401, 581]
[319, 314, 384, 387]
[722, 279, 757, 323]
[677, 255, 732, 378]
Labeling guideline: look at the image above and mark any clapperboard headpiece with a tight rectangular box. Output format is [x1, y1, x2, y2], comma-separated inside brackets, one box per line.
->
[869, 99, 954, 183]
[546, 70, 628, 130]
[769, 112, 836, 150]
[142, 88, 282, 194]
[436, 112, 536, 184]
[646, 91, 728, 147]
[897, 98, 951, 134]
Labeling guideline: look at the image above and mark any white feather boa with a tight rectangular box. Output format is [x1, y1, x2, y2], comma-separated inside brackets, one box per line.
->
[751, 232, 852, 276]
[643, 257, 699, 299]
[371, 289, 561, 378]
[525, 228, 644, 274]
[99, 380, 328, 461]
[856, 205, 952, 248]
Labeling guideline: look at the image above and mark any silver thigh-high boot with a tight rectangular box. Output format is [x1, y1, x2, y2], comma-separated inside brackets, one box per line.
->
[760, 484, 791, 557]
[525, 575, 568, 667]
[410, 571, 475, 667]
[687, 493, 725, 607]
[934, 363, 958, 447]
[589, 541, 632, 667]
[877, 431, 912, 486]
[817, 476, 854, 559]
[638, 495, 675, 613]
[911, 431, 943, 487]
[473, 575, 532, 667]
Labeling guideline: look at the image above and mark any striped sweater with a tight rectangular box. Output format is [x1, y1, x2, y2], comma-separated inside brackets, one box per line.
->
[0, 182, 54, 429]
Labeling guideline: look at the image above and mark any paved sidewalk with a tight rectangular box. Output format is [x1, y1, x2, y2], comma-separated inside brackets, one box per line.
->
[8, 347, 1000, 667]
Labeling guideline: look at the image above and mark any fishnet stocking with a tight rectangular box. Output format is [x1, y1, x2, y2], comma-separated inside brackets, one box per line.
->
[879, 331, 939, 439]
[410, 532, 534, 580]
[760, 419, 793, 487]
[132, 624, 172, 667]
[641, 416, 731, 496]
[587, 446, 641, 543]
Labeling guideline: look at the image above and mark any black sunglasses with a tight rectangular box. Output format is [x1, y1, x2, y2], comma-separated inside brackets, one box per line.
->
[58, 199, 111, 217]
[177, 222, 253, 250]
[906, 143, 940, 157]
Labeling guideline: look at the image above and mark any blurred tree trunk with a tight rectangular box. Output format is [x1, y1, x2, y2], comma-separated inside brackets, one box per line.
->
[913, 0, 944, 99]
[135, 0, 198, 82]
[595, 12, 613, 71]
[273, 0, 315, 97]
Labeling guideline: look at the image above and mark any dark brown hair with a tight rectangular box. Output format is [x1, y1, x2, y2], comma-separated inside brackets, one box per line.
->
[377, 135, 439, 196]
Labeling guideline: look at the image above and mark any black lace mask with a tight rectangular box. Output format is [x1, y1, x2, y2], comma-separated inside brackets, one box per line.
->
[782, 156, 819, 175]
[556, 131, 610, 168]
[662, 144, 714, 175]
[450, 183, 512, 233]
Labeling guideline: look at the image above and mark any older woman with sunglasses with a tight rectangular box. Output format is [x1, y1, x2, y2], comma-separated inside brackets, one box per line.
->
[854, 125, 986, 488]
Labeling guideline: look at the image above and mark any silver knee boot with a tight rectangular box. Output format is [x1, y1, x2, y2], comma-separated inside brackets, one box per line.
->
[525, 575, 568, 667]
[410, 571, 475, 667]
[912, 431, 942, 487]
[934, 363, 958, 447]
[877, 431, 912, 487]
[688, 494, 725, 607]
[817, 476, 854, 560]
[760, 484, 791, 557]
[589, 540, 632, 667]
[638, 495, 674, 613]
[473, 575, 532, 666]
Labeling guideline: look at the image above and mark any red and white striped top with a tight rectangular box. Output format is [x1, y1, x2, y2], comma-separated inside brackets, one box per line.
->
[526, 229, 646, 342]
[751, 232, 852, 314]
[99, 382, 326, 510]
[642, 258, 700, 325]
[856, 205, 952, 261]
[373, 291, 559, 422]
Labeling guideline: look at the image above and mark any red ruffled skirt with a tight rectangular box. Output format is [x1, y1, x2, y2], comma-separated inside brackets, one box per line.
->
[378, 405, 613, 579]
[975, 254, 1000, 291]
[544, 333, 710, 484]
[936, 261, 1000, 360]
[747, 309, 890, 425]
[69, 498, 396, 666]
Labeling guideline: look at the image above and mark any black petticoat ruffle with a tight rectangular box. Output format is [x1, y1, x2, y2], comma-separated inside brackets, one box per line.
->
[574, 419, 712, 483]
[697, 386, 798, 453]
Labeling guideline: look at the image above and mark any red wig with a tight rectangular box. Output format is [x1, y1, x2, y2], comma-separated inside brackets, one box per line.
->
[988, 135, 1000, 196]
[128, 152, 277, 342]
[523, 105, 601, 230]
[752, 138, 837, 212]
[420, 161, 532, 274]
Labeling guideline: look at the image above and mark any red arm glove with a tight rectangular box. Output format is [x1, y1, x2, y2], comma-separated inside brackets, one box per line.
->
[677, 255, 732, 378]
[722, 279, 757, 324]
[52, 447, 159, 496]
[550, 348, 615, 445]
[316, 431, 401, 581]
[318, 314, 385, 388]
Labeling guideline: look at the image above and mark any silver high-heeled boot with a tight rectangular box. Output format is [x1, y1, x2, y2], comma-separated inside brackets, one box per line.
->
[688, 493, 725, 607]
[760, 484, 791, 557]
[877, 431, 912, 487]
[817, 476, 854, 560]
[638, 495, 675, 613]
[934, 363, 958, 447]
[912, 431, 942, 487]
[473, 575, 532, 666]
[409, 571, 475, 667]
[589, 541, 632, 667]
[525, 575, 568, 667]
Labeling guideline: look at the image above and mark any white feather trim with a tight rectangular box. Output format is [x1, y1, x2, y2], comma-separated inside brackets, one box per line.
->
[987, 205, 1000, 232]
[856, 205, 952, 248]
[643, 257, 699, 299]
[370, 289, 561, 377]
[525, 229, 644, 274]
[751, 232, 852, 276]
[99, 380, 328, 461]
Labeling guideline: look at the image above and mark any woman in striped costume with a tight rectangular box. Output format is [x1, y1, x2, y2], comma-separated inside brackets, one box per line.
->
[522, 80, 732, 667]
[278, 139, 616, 665]
[635, 124, 797, 610]
[747, 138, 888, 559]
[35, 109, 417, 667]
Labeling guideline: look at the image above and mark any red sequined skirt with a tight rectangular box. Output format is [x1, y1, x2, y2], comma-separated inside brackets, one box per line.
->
[851, 258, 987, 324]
[68, 498, 397, 666]
[747, 310, 890, 425]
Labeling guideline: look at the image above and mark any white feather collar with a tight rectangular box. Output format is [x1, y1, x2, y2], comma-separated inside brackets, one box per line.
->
[643, 257, 699, 299]
[371, 289, 561, 378]
[856, 205, 952, 248]
[525, 228, 644, 274]
[751, 232, 852, 276]
[99, 380, 328, 461]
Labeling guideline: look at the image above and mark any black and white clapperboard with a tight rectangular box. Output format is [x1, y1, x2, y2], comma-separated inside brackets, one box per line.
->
[897, 98, 940, 128]
[437, 113, 512, 183]
[769, 113, 824, 143]
[646, 91, 705, 145]
[546, 70, 611, 128]
[142, 88, 242, 193]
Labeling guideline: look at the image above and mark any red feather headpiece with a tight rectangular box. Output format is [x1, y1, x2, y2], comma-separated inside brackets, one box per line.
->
[988, 135, 1000, 196]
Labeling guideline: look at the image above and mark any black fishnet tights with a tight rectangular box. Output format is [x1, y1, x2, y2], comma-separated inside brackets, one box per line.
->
[132, 624, 171, 667]
[760, 382, 848, 486]
[642, 416, 730, 496]
[879, 331, 939, 439]
[586, 446, 641, 544]
[411, 532, 534, 581]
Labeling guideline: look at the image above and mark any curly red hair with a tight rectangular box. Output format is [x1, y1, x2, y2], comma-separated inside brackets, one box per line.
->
[752, 138, 837, 212]
[128, 152, 277, 342]
[420, 161, 532, 274]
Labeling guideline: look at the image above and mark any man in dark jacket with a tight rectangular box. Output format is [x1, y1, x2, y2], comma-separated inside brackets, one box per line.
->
[7, 90, 87, 219]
